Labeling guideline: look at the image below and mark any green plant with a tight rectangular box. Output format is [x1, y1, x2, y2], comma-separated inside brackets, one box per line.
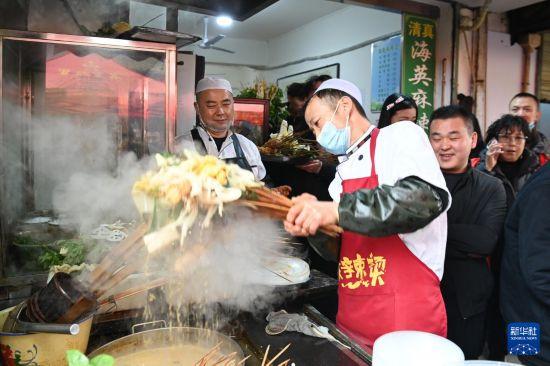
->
[237, 81, 289, 132]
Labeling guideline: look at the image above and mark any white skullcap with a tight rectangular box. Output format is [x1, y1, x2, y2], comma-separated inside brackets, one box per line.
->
[195, 77, 233, 95]
[314, 78, 363, 106]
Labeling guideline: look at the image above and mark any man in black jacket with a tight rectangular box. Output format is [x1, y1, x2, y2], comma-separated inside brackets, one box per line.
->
[501, 163, 550, 366]
[509, 92, 549, 156]
[429, 106, 507, 359]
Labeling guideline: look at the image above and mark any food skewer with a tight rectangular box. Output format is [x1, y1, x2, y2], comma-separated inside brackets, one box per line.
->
[212, 351, 237, 365]
[245, 204, 342, 238]
[261, 345, 271, 366]
[195, 342, 223, 366]
[237, 200, 290, 212]
[244, 187, 343, 237]
[93, 258, 148, 298]
[97, 277, 169, 307]
[86, 222, 149, 286]
[265, 343, 291, 366]
[260, 343, 292, 366]
[236, 355, 251, 365]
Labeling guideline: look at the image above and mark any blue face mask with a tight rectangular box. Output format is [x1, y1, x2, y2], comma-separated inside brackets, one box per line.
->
[317, 99, 350, 155]
[528, 121, 536, 131]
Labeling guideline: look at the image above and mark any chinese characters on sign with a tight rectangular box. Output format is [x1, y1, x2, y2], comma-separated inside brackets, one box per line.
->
[402, 14, 436, 132]
[507, 323, 540, 356]
[370, 36, 402, 112]
[338, 253, 387, 289]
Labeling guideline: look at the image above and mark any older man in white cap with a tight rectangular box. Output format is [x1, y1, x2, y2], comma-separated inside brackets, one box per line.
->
[284, 79, 451, 348]
[174, 77, 266, 181]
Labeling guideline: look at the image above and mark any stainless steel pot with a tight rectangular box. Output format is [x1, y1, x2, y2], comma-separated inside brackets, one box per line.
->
[89, 326, 244, 364]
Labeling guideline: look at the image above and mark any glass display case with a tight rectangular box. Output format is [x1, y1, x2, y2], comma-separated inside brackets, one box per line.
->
[0, 29, 176, 286]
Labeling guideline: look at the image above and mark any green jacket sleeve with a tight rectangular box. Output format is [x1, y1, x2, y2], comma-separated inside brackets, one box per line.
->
[338, 176, 445, 237]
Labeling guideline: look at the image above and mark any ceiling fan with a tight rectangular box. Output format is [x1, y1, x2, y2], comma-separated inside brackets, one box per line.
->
[198, 17, 235, 54]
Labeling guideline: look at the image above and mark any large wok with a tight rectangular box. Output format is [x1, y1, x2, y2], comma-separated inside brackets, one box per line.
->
[89, 325, 244, 365]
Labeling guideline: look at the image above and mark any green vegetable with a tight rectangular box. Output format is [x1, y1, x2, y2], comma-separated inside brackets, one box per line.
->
[90, 355, 116, 366]
[38, 248, 64, 269]
[66, 350, 89, 366]
[60, 239, 87, 266]
[13, 235, 44, 246]
[38, 238, 89, 270]
[66, 350, 115, 366]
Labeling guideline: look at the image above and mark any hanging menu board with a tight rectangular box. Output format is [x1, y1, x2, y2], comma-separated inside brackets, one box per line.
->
[370, 36, 402, 112]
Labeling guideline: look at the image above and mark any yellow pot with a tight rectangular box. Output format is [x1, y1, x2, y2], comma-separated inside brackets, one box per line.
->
[0, 306, 93, 366]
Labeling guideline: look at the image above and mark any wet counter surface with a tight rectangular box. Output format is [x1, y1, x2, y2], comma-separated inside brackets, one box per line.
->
[236, 311, 370, 366]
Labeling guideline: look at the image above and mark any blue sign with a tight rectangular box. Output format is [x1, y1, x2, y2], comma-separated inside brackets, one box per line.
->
[370, 36, 402, 112]
[508, 322, 540, 356]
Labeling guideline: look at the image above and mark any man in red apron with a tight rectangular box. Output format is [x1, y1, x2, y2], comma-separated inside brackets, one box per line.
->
[284, 79, 451, 348]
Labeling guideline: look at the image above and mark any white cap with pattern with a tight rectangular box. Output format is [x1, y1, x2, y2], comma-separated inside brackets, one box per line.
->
[314, 78, 363, 106]
[195, 77, 233, 95]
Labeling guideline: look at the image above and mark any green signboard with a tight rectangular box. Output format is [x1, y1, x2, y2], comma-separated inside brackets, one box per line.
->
[402, 14, 436, 132]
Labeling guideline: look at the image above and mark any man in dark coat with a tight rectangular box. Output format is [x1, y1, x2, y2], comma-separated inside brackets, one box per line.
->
[509, 92, 549, 156]
[429, 105, 507, 359]
[473, 114, 548, 359]
[501, 163, 550, 366]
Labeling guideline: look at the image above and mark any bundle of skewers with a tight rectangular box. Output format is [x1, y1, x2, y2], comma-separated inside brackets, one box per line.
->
[260, 134, 317, 160]
[86, 221, 170, 302]
[195, 342, 292, 366]
[131, 151, 342, 252]
[260, 121, 316, 160]
[260, 121, 336, 164]
[238, 187, 342, 238]
[4, 150, 342, 330]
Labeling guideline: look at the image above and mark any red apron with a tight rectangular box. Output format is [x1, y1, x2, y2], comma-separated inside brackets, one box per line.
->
[336, 128, 447, 348]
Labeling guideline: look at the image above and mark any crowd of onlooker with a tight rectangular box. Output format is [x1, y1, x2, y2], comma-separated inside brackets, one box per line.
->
[284, 77, 549, 365]
[382, 91, 548, 365]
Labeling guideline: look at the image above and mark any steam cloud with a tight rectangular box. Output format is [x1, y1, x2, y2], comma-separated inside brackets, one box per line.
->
[1, 101, 296, 329]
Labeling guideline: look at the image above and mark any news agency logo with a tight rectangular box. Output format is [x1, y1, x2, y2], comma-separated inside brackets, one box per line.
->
[507, 322, 540, 356]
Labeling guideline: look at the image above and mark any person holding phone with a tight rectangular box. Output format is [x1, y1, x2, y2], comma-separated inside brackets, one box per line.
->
[474, 114, 546, 207]
[472, 113, 548, 360]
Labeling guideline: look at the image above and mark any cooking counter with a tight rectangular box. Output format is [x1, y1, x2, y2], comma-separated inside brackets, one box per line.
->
[86, 270, 372, 365]
[233, 309, 371, 366]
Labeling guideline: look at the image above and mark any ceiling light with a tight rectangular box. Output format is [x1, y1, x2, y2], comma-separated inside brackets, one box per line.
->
[216, 16, 233, 27]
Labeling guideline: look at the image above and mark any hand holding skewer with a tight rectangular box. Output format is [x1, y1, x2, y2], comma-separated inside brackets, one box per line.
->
[284, 195, 340, 237]
[239, 187, 342, 238]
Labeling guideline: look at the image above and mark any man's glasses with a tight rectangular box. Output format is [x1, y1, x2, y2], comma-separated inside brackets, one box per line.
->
[497, 134, 528, 143]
